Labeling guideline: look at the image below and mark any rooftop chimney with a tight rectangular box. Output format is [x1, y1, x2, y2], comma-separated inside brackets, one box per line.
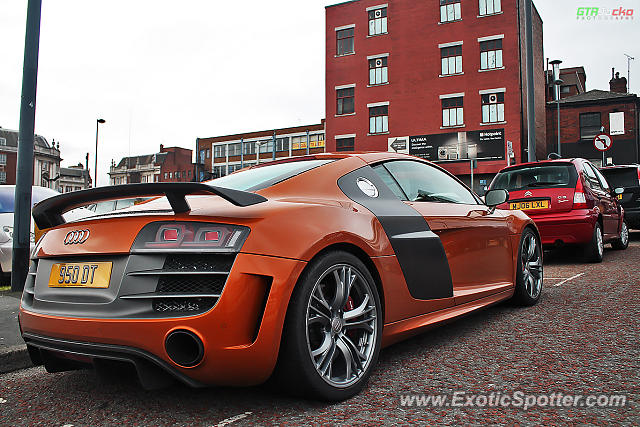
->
[609, 68, 628, 93]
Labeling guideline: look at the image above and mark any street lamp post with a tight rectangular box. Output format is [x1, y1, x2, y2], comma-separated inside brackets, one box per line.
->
[550, 60, 563, 157]
[94, 118, 105, 187]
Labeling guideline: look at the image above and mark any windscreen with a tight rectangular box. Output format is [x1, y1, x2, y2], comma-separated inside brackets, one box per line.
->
[208, 159, 335, 191]
[491, 164, 578, 192]
[600, 167, 639, 188]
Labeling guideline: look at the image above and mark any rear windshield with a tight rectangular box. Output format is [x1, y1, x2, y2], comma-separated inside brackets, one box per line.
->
[208, 159, 334, 192]
[491, 164, 578, 192]
[600, 167, 639, 188]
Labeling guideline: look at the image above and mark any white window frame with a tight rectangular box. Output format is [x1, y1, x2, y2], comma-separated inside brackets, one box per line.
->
[479, 0, 502, 16]
[439, 42, 463, 76]
[440, 0, 462, 23]
[367, 5, 388, 36]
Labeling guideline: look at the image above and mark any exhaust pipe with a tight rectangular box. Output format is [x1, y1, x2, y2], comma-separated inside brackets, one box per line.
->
[165, 330, 204, 368]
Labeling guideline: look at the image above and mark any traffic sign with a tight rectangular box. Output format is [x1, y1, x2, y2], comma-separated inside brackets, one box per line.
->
[593, 133, 612, 152]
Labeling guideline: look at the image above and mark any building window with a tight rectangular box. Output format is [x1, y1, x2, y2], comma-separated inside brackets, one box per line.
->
[561, 86, 571, 94]
[336, 27, 354, 56]
[0, 154, 6, 165]
[242, 142, 256, 155]
[164, 173, 168, 179]
[213, 165, 227, 178]
[480, 39, 503, 70]
[214, 145, 226, 158]
[228, 164, 243, 173]
[369, 105, 389, 134]
[481, 92, 505, 123]
[336, 137, 355, 152]
[292, 136, 307, 150]
[0, 137, 6, 146]
[176, 171, 181, 179]
[154, 175, 159, 182]
[206, 149, 211, 158]
[368, 7, 387, 36]
[579, 113, 601, 140]
[337, 87, 355, 115]
[0, 172, 6, 183]
[479, 0, 501, 15]
[228, 143, 241, 157]
[440, 45, 462, 75]
[440, 0, 461, 23]
[310, 133, 325, 148]
[369, 57, 388, 85]
[199, 149, 206, 163]
[442, 97, 464, 127]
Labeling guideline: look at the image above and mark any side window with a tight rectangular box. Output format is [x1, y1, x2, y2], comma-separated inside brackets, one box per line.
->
[372, 164, 407, 200]
[378, 160, 477, 204]
[589, 163, 610, 190]
[582, 163, 603, 191]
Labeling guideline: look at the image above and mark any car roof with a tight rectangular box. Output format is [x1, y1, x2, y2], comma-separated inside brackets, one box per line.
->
[497, 158, 580, 173]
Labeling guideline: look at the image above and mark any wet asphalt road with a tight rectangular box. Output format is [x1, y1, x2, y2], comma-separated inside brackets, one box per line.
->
[1, 233, 639, 426]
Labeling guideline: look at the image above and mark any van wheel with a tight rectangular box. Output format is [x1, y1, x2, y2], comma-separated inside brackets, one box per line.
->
[611, 220, 629, 250]
[584, 223, 604, 263]
[276, 251, 382, 401]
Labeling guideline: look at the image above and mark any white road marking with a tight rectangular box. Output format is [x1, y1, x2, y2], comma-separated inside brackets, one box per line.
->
[552, 273, 585, 287]
[0, 398, 7, 404]
[211, 412, 253, 427]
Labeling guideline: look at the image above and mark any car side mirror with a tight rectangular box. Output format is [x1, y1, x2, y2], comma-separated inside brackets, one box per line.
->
[614, 187, 624, 195]
[485, 189, 509, 208]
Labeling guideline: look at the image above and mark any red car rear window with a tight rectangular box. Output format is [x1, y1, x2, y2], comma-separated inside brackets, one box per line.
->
[491, 163, 578, 192]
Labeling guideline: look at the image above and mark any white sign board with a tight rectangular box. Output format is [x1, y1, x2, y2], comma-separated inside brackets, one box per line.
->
[388, 137, 409, 154]
[609, 112, 625, 135]
[593, 133, 612, 152]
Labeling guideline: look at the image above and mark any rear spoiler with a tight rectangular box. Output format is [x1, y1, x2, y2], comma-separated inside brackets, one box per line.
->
[32, 182, 267, 229]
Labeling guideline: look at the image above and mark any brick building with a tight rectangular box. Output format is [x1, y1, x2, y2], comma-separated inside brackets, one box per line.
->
[325, 0, 546, 191]
[546, 69, 639, 166]
[0, 126, 62, 189]
[59, 163, 92, 193]
[546, 66, 586, 101]
[109, 145, 194, 185]
[196, 121, 325, 180]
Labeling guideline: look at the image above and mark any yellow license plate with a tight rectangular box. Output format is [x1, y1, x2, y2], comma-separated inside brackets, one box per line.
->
[48, 262, 113, 288]
[510, 200, 549, 210]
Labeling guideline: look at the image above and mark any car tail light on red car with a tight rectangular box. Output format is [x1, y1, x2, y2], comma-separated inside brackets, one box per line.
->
[573, 175, 589, 209]
[131, 222, 250, 253]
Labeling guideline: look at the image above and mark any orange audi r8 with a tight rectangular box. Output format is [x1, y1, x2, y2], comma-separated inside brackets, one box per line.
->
[20, 152, 542, 401]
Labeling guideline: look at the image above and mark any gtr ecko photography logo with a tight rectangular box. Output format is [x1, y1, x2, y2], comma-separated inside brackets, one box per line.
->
[576, 6, 634, 21]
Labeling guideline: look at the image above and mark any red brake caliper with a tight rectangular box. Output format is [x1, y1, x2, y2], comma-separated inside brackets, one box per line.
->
[345, 296, 354, 311]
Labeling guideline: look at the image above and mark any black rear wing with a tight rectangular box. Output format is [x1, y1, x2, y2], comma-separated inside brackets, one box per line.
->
[32, 182, 267, 229]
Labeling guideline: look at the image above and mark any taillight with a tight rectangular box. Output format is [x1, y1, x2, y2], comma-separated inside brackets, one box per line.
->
[131, 222, 250, 253]
[573, 175, 588, 209]
[637, 166, 640, 186]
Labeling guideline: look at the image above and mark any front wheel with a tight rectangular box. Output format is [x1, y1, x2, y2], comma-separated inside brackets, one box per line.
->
[512, 229, 543, 306]
[611, 220, 629, 250]
[275, 251, 382, 401]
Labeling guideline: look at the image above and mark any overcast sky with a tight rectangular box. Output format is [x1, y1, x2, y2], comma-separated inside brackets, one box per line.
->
[0, 0, 637, 186]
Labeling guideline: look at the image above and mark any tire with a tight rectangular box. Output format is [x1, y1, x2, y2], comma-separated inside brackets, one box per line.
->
[512, 228, 543, 306]
[275, 251, 382, 401]
[583, 223, 604, 263]
[611, 220, 629, 250]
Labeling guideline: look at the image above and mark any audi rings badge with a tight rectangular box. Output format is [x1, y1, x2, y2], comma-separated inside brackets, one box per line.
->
[63, 230, 90, 245]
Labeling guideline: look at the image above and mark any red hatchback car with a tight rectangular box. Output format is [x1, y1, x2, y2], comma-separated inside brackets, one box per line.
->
[489, 158, 629, 262]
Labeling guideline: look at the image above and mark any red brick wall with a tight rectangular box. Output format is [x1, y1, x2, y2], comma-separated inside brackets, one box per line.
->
[325, 0, 545, 176]
[159, 146, 194, 182]
[545, 99, 639, 163]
